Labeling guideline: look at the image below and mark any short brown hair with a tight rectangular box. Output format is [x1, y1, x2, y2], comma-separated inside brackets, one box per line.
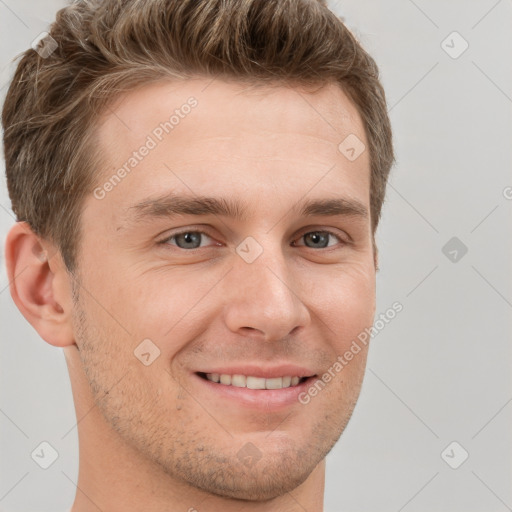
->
[2, 0, 393, 273]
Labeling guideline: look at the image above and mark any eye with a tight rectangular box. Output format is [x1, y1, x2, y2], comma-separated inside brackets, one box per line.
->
[293, 230, 346, 250]
[158, 230, 217, 250]
[157, 228, 348, 252]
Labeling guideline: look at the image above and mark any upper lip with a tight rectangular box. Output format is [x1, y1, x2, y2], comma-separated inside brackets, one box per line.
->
[195, 365, 317, 379]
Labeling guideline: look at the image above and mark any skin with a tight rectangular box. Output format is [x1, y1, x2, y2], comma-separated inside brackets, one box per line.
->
[6, 77, 378, 512]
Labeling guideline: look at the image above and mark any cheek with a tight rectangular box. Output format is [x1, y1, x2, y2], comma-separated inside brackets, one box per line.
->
[94, 266, 218, 361]
[82, 248, 375, 358]
[308, 261, 376, 336]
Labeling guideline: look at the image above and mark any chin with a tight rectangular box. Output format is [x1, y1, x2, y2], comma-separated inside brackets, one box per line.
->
[191, 462, 315, 502]
[158, 436, 329, 502]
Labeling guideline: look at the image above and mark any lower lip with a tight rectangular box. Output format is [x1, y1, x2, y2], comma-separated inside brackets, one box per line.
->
[192, 373, 317, 410]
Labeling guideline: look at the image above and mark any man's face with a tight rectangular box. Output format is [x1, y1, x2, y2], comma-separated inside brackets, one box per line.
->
[72, 78, 376, 500]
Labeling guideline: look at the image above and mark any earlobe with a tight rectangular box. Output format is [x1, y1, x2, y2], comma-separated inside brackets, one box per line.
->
[5, 221, 76, 348]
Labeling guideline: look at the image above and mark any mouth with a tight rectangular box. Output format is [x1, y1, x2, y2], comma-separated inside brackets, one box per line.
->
[196, 372, 310, 389]
[192, 371, 318, 410]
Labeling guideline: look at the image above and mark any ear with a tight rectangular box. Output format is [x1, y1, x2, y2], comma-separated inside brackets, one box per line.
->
[4, 221, 76, 347]
[374, 245, 379, 272]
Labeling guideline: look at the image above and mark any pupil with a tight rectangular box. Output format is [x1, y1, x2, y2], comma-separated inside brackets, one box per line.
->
[307, 232, 327, 248]
[180, 232, 200, 248]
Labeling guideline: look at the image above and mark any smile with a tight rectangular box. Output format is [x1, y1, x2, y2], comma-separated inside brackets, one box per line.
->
[192, 364, 318, 410]
[198, 372, 308, 389]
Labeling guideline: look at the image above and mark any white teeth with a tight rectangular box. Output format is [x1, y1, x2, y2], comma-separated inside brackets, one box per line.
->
[203, 373, 307, 389]
[247, 376, 266, 389]
[231, 374, 246, 387]
[220, 374, 231, 385]
[265, 377, 283, 389]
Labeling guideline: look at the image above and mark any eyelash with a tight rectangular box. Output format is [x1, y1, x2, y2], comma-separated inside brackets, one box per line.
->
[157, 228, 348, 251]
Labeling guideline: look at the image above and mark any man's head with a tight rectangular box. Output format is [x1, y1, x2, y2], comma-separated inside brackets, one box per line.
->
[3, 0, 392, 274]
[3, 0, 393, 506]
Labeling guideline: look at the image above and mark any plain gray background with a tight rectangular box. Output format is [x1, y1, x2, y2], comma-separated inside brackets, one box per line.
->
[1, 1, 511, 511]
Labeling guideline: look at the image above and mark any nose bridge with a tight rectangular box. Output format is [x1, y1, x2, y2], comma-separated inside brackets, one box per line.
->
[222, 234, 308, 340]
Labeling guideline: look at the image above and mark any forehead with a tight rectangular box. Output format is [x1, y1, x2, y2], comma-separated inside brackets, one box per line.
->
[96, 77, 367, 159]
[87, 78, 370, 226]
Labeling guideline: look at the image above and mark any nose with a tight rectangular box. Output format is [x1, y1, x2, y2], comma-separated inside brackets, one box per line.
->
[221, 239, 310, 342]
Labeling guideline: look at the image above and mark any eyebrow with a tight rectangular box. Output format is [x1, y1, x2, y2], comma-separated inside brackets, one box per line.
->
[125, 193, 368, 224]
